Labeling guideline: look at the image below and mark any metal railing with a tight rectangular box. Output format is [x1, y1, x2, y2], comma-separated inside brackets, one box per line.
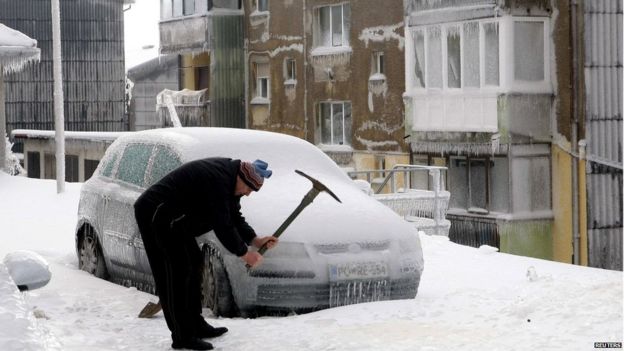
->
[348, 164, 450, 236]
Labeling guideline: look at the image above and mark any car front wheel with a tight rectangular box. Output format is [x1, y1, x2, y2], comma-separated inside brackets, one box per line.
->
[201, 244, 237, 317]
[78, 225, 108, 279]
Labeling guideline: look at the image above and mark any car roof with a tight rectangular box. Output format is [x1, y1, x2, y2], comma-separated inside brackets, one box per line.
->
[112, 127, 347, 180]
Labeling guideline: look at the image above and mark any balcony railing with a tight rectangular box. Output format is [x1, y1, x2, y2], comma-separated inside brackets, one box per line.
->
[348, 165, 450, 236]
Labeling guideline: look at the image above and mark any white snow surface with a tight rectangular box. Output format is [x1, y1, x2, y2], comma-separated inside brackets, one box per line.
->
[3, 250, 51, 290]
[0, 23, 37, 48]
[0, 172, 622, 350]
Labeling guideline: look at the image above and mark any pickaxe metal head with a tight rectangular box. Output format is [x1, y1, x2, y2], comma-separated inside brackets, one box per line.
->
[295, 169, 341, 203]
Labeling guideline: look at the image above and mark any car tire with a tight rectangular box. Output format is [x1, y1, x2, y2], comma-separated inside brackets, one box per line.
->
[201, 244, 237, 317]
[78, 225, 108, 279]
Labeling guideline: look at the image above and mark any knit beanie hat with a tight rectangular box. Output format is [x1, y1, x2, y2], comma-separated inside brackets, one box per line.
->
[239, 159, 272, 191]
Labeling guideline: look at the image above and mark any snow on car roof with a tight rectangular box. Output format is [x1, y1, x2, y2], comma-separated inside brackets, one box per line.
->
[111, 127, 416, 244]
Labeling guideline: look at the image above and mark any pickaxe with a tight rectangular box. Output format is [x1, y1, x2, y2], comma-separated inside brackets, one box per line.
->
[138, 170, 340, 318]
[246, 169, 341, 268]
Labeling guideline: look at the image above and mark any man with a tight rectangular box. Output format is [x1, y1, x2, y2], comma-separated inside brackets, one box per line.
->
[134, 158, 277, 350]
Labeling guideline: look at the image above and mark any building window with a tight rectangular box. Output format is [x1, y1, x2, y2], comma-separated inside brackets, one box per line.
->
[514, 21, 544, 81]
[318, 101, 352, 146]
[251, 61, 270, 103]
[257, 75, 269, 98]
[448, 156, 510, 213]
[483, 22, 499, 86]
[284, 58, 296, 85]
[372, 51, 384, 75]
[447, 25, 461, 88]
[161, 0, 187, 18]
[409, 17, 548, 92]
[210, 0, 241, 10]
[257, 0, 268, 12]
[315, 3, 350, 48]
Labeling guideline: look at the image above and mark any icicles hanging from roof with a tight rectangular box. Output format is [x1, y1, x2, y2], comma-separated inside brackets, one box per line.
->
[0, 23, 41, 74]
[0, 48, 40, 74]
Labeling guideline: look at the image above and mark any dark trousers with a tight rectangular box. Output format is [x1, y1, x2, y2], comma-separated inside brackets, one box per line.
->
[134, 200, 208, 342]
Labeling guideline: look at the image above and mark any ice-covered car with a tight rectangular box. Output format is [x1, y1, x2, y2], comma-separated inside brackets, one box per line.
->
[75, 127, 424, 316]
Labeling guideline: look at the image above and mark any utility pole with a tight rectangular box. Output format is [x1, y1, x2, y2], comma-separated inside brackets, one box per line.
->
[51, 0, 65, 193]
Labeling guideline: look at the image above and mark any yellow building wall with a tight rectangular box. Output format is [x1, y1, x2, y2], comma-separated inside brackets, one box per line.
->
[352, 152, 410, 193]
[578, 158, 588, 266]
[180, 53, 210, 90]
[552, 146, 573, 263]
[552, 145, 587, 265]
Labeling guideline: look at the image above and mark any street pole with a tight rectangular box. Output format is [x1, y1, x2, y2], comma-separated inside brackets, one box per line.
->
[0, 67, 6, 174]
[51, 0, 65, 193]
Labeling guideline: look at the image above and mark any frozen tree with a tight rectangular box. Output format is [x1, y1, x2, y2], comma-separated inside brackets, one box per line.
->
[3, 134, 25, 176]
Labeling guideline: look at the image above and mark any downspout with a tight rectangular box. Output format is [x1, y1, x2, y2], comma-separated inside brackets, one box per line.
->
[570, 0, 580, 265]
[303, 0, 309, 141]
[244, 38, 249, 128]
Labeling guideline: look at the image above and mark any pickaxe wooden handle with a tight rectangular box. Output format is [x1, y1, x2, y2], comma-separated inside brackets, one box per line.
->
[246, 170, 341, 268]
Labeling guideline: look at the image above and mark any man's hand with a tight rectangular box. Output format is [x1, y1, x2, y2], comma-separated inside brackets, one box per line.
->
[252, 236, 279, 250]
[241, 251, 263, 268]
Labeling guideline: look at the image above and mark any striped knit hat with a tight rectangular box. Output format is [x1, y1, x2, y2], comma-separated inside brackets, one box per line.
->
[239, 159, 272, 191]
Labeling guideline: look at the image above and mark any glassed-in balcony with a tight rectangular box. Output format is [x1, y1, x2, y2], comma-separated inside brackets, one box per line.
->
[159, 0, 242, 55]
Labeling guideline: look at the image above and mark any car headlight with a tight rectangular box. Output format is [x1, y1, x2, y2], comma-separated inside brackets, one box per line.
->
[262, 242, 309, 259]
[398, 238, 420, 254]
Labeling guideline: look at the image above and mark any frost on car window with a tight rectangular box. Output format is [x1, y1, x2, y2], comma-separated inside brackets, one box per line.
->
[147, 145, 182, 186]
[117, 144, 153, 187]
[101, 150, 119, 178]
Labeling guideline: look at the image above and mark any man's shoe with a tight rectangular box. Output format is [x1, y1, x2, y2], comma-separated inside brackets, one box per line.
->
[171, 337, 213, 350]
[197, 325, 228, 339]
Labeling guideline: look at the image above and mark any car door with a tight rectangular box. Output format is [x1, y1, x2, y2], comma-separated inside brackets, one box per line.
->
[133, 144, 183, 274]
[102, 143, 154, 275]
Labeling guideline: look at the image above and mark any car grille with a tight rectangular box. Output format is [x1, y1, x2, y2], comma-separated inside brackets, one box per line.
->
[256, 277, 419, 310]
[329, 279, 390, 307]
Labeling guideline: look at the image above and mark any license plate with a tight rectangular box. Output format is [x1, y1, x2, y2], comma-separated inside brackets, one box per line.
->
[329, 261, 389, 281]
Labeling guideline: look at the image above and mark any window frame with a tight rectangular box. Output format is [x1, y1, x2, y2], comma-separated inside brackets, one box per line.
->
[372, 51, 385, 75]
[407, 16, 550, 95]
[318, 101, 352, 146]
[257, 0, 268, 12]
[284, 57, 297, 85]
[314, 3, 350, 49]
[257, 77, 269, 99]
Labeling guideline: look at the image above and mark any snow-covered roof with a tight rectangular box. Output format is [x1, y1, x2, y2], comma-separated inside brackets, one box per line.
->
[0, 23, 40, 74]
[127, 54, 178, 80]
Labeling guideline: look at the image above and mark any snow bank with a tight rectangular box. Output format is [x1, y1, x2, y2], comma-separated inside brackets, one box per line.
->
[0, 151, 621, 351]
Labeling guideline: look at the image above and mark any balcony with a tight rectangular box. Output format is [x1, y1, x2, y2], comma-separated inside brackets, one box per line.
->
[160, 14, 214, 55]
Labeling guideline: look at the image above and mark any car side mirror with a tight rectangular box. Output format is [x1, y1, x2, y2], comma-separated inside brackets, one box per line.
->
[3, 251, 51, 291]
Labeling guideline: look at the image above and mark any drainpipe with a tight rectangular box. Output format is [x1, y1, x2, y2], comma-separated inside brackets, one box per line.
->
[303, 0, 309, 141]
[244, 39, 249, 128]
[570, 0, 580, 265]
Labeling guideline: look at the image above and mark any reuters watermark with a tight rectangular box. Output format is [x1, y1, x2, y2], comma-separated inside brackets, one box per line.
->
[594, 342, 622, 349]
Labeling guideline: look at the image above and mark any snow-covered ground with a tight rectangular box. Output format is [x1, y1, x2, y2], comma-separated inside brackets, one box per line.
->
[0, 173, 622, 350]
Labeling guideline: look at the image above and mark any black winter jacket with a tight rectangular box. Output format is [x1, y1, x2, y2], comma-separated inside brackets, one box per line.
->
[135, 157, 256, 256]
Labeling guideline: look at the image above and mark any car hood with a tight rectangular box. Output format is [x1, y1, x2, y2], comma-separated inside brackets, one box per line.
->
[240, 170, 415, 245]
